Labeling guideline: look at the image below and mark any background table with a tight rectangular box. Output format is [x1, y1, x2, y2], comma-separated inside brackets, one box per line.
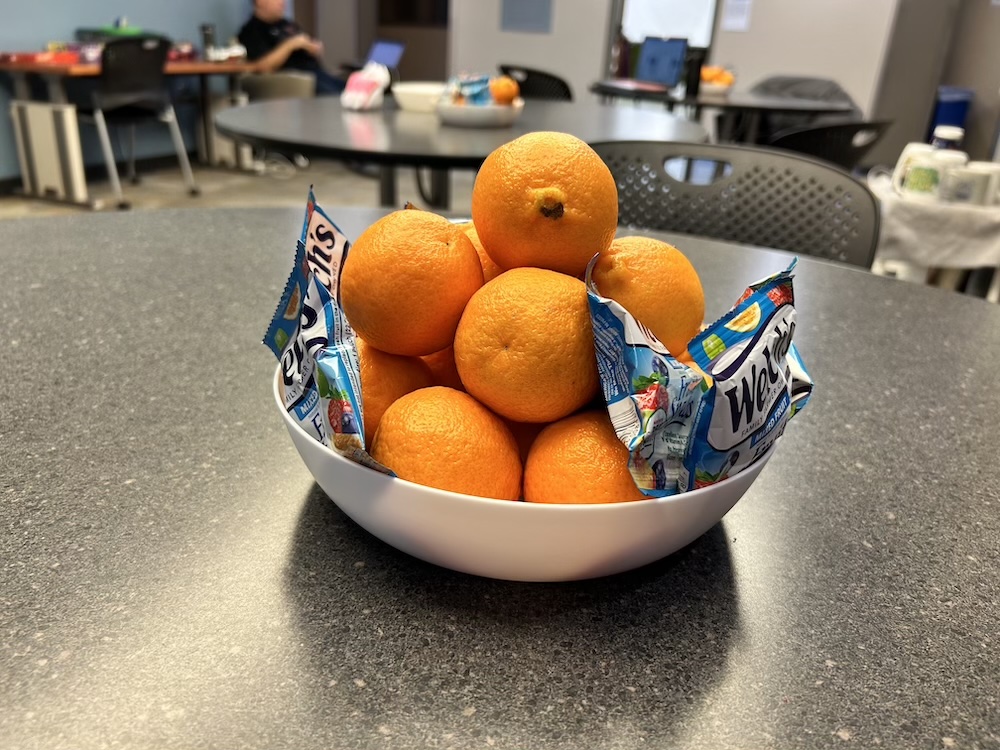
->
[590, 80, 857, 143]
[2, 206, 998, 749]
[0, 58, 256, 207]
[0, 58, 255, 165]
[868, 176, 1000, 302]
[216, 98, 709, 209]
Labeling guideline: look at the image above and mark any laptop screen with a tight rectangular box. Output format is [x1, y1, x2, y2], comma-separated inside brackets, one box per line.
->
[635, 37, 688, 87]
[366, 39, 405, 69]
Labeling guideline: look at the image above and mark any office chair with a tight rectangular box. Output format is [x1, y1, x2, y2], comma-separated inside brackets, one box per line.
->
[591, 141, 879, 268]
[746, 75, 862, 143]
[768, 120, 892, 171]
[78, 36, 198, 209]
[238, 71, 316, 177]
[498, 65, 573, 101]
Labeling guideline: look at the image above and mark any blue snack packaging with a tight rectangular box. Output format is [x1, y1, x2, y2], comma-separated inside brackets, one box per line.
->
[263, 190, 383, 468]
[679, 262, 812, 491]
[586, 256, 704, 496]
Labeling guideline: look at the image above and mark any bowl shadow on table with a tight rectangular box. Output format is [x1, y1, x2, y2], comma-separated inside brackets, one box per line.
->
[281, 484, 743, 745]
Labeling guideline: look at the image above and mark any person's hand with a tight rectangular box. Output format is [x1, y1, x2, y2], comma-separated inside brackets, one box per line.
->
[303, 38, 324, 57]
[288, 33, 312, 50]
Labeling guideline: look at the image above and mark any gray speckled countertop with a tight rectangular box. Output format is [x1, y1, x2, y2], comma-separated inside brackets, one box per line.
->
[1, 207, 998, 750]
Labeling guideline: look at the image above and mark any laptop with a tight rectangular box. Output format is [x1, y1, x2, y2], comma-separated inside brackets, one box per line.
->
[634, 37, 688, 88]
[364, 39, 405, 70]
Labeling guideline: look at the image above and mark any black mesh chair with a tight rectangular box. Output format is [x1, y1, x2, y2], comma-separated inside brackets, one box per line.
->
[78, 36, 198, 209]
[591, 141, 879, 268]
[767, 120, 892, 171]
[498, 65, 573, 101]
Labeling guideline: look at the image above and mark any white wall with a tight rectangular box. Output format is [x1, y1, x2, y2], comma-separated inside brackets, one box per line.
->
[448, 0, 612, 102]
[316, 0, 358, 66]
[709, 0, 900, 115]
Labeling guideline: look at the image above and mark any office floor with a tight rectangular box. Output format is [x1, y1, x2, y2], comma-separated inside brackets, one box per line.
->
[0, 159, 477, 220]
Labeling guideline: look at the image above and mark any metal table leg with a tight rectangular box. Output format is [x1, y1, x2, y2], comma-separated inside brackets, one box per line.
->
[43, 75, 68, 103]
[199, 74, 215, 165]
[426, 169, 451, 210]
[11, 71, 30, 100]
[744, 110, 762, 144]
[379, 166, 398, 207]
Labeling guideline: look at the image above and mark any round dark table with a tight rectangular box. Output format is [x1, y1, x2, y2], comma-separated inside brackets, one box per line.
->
[2, 206, 999, 750]
[216, 98, 709, 208]
[590, 80, 858, 143]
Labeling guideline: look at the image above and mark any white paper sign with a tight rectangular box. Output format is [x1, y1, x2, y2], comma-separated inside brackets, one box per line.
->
[721, 0, 753, 32]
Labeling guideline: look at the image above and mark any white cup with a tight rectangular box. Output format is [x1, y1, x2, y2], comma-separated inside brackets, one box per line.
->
[899, 150, 968, 201]
[892, 142, 935, 194]
[941, 162, 1000, 205]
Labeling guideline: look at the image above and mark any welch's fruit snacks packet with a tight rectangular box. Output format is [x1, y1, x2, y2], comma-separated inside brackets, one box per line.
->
[587, 256, 812, 496]
[679, 262, 813, 492]
[264, 189, 386, 471]
[585, 257, 704, 497]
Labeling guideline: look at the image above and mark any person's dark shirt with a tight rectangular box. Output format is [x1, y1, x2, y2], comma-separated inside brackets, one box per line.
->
[238, 15, 320, 72]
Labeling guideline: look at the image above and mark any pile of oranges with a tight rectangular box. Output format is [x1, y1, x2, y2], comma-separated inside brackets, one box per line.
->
[339, 132, 705, 504]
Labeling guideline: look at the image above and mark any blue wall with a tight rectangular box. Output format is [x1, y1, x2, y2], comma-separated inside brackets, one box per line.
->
[0, 0, 256, 181]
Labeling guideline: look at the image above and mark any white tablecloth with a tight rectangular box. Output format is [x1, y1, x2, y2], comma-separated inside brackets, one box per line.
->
[870, 176, 1000, 269]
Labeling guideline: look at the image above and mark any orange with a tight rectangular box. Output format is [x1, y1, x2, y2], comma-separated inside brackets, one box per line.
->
[356, 337, 434, 442]
[524, 410, 645, 504]
[421, 345, 465, 391]
[471, 132, 618, 277]
[371, 387, 522, 500]
[591, 236, 705, 357]
[453, 267, 599, 423]
[489, 75, 520, 105]
[341, 210, 483, 356]
[461, 223, 503, 282]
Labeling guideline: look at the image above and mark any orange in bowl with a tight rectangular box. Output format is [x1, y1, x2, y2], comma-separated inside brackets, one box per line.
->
[341, 210, 483, 356]
[275, 366, 778, 581]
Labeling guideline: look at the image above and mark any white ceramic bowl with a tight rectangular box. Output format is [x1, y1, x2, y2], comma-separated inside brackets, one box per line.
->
[391, 82, 447, 113]
[700, 82, 734, 96]
[436, 97, 525, 128]
[275, 368, 773, 581]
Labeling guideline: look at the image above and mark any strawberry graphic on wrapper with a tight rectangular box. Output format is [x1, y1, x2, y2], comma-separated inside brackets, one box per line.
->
[767, 282, 793, 308]
[633, 373, 670, 414]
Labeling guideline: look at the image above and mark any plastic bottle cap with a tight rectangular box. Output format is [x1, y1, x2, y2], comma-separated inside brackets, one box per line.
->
[933, 125, 964, 141]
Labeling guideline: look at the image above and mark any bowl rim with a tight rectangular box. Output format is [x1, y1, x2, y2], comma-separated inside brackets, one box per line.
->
[274, 365, 775, 511]
[391, 81, 447, 93]
[436, 97, 525, 112]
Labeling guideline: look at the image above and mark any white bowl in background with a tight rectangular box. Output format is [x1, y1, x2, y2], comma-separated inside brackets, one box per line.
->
[436, 97, 525, 128]
[391, 82, 447, 113]
[275, 368, 774, 581]
[700, 82, 734, 96]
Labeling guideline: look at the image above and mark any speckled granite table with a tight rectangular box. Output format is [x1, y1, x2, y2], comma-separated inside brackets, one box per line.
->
[2, 207, 998, 750]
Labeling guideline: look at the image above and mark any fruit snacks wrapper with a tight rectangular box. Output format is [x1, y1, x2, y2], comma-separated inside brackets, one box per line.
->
[445, 73, 493, 105]
[264, 190, 390, 473]
[585, 257, 705, 497]
[678, 261, 813, 492]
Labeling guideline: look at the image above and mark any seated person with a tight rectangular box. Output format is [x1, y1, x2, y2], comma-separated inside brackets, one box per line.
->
[238, 0, 345, 94]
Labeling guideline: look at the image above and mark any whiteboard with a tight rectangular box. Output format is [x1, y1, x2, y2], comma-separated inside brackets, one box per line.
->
[621, 0, 717, 48]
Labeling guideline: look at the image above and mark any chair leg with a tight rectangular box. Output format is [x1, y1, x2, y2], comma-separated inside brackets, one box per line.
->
[127, 125, 139, 185]
[93, 109, 128, 209]
[162, 105, 200, 196]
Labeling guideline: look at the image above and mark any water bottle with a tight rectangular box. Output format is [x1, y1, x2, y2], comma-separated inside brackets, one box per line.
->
[931, 125, 964, 150]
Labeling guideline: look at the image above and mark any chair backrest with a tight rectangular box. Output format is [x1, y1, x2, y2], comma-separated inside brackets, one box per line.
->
[95, 35, 171, 110]
[498, 64, 572, 101]
[768, 120, 892, 170]
[240, 72, 316, 101]
[591, 140, 879, 268]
